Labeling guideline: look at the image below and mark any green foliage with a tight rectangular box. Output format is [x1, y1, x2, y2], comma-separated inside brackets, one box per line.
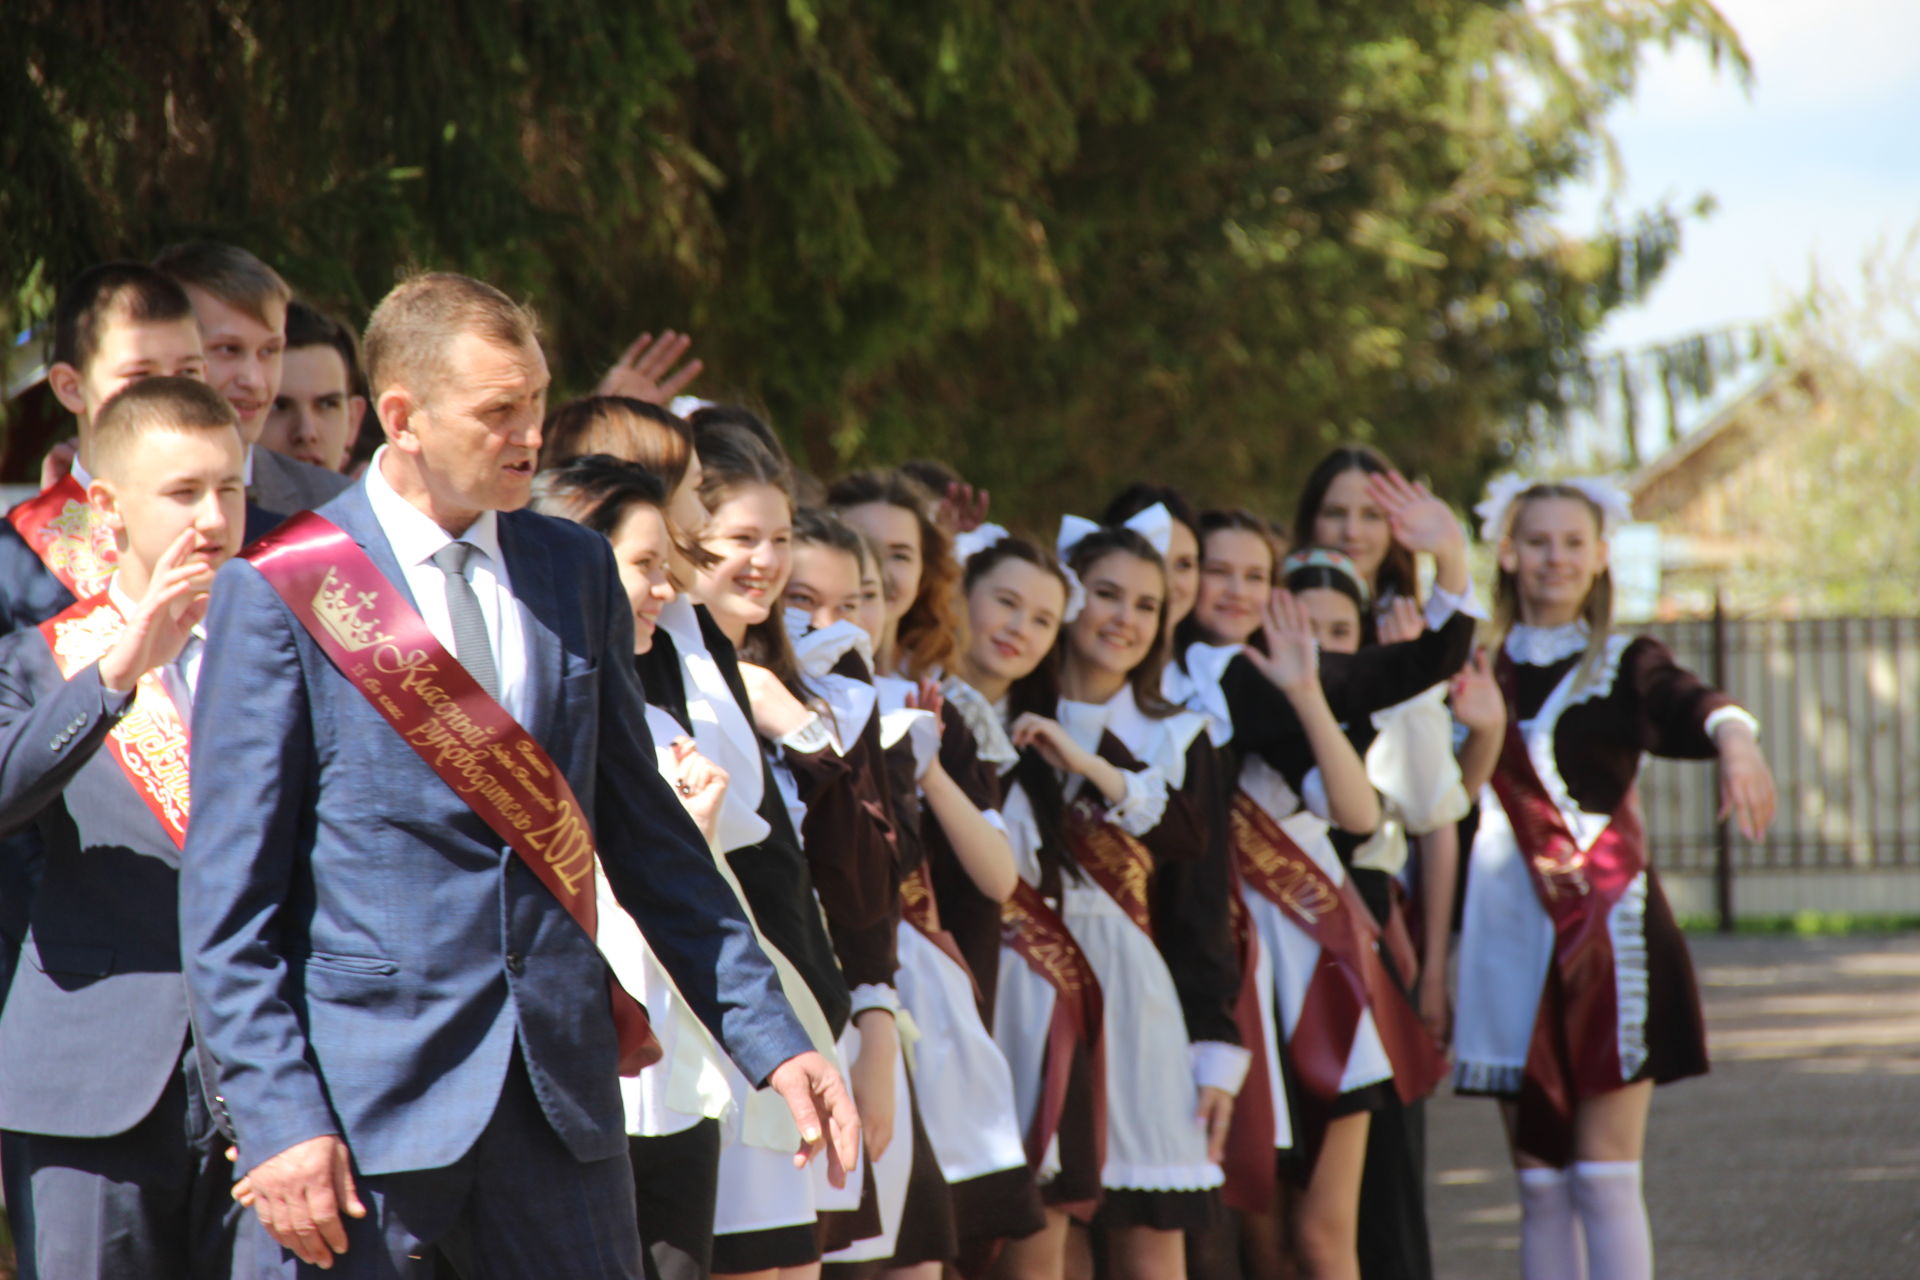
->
[1, 0, 1746, 519]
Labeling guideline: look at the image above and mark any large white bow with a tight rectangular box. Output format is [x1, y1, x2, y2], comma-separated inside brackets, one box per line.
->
[1475, 475, 1634, 543]
[1055, 502, 1175, 561]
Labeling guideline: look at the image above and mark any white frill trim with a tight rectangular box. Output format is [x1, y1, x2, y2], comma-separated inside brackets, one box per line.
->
[1108, 767, 1169, 838]
[1609, 871, 1651, 1081]
[1504, 621, 1590, 667]
[778, 713, 834, 755]
[940, 674, 1020, 768]
[1424, 573, 1490, 627]
[1101, 1161, 1226, 1193]
[1453, 1060, 1525, 1096]
[1168, 641, 1243, 747]
[849, 984, 901, 1018]
[1189, 1041, 1253, 1097]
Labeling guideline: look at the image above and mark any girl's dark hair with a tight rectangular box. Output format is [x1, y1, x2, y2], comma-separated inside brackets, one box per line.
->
[792, 507, 868, 562]
[963, 536, 1078, 885]
[693, 420, 810, 701]
[1283, 546, 1373, 642]
[688, 404, 783, 458]
[539, 397, 715, 571]
[826, 469, 964, 680]
[529, 453, 668, 537]
[1291, 445, 1418, 605]
[1175, 508, 1279, 652]
[1062, 527, 1179, 718]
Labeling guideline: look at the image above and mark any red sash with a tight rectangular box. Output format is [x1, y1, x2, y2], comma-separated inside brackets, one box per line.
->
[246, 512, 660, 1074]
[1000, 877, 1106, 1218]
[1230, 791, 1446, 1106]
[8, 475, 117, 599]
[1218, 881, 1278, 1213]
[38, 593, 193, 849]
[1491, 658, 1648, 1166]
[900, 859, 982, 1003]
[1062, 794, 1155, 939]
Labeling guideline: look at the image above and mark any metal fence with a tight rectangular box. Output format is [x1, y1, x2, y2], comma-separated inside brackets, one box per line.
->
[1638, 612, 1920, 889]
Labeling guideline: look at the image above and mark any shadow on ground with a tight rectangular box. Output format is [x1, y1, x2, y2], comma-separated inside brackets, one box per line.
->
[1431, 932, 1920, 1279]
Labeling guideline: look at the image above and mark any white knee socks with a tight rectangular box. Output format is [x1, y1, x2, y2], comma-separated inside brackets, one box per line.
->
[1570, 1160, 1653, 1280]
[1517, 1166, 1584, 1280]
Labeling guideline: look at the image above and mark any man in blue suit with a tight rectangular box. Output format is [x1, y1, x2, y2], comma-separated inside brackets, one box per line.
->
[0, 376, 253, 1277]
[179, 272, 858, 1277]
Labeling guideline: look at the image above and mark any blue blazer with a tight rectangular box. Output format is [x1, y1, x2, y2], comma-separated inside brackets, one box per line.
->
[0, 632, 189, 1138]
[180, 482, 812, 1178]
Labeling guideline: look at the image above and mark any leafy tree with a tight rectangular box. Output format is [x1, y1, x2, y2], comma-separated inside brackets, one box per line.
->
[2, 0, 1747, 519]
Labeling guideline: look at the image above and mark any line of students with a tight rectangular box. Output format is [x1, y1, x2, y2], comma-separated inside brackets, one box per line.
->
[512, 400, 1778, 1280]
[0, 250, 1777, 1280]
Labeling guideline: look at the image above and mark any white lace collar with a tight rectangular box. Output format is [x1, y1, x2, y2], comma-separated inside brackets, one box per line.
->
[1504, 621, 1589, 667]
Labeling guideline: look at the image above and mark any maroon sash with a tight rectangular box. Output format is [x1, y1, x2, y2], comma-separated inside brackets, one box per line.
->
[1230, 791, 1446, 1106]
[1492, 657, 1648, 1166]
[39, 593, 193, 849]
[900, 859, 982, 1003]
[1000, 877, 1106, 1219]
[1062, 794, 1155, 939]
[1218, 882, 1278, 1213]
[8, 475, 117, 598]
[247, 512, 661, 1074]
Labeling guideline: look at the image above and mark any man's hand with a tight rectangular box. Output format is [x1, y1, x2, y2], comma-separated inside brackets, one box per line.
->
[766, 1049, 862, 1188]
[596, 331, 704, 406]
[242, 1134, 366, 1268]
[98, 527, 217, 693]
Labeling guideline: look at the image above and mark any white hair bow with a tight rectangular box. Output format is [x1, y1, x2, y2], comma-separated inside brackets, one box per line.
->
[1054, 502, 1175, 562]
[1475, 474, 1634, 543]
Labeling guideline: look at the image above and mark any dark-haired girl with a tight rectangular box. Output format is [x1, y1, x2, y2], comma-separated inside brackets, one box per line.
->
[1457, 478, 1774, 1280]
[952, 537, 1103, 1280]
[1031, 518, 1247, 1280]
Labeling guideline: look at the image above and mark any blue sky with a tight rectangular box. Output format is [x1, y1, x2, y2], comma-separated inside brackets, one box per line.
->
[1559, 0, 1920, 353]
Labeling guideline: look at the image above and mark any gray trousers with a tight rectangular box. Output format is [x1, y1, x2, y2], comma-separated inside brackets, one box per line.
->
[3, 1046, 253, 1280]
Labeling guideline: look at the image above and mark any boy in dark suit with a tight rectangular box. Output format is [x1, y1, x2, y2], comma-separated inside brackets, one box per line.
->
[0, 376, 251, 1278]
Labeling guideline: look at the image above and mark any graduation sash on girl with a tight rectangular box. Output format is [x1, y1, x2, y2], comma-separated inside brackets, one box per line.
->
[246, 511, 661, 1075]
[900, 859, 982, 1003]
[38, 592, 192, 849]
[1218, 883, 1279, 1213]
[1063, 792, 1156, 938]
[8, 475, 117, 599]
[1000, 876, 1106, 1212]
[1230, 790, 1446, 1104]
[1491, 657, 1648, 1166]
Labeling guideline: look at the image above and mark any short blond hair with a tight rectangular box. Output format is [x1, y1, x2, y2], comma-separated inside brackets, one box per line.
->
[362, 272, 539, 401]
[90, 376, 239, 480]
[152, 240, 292, 330]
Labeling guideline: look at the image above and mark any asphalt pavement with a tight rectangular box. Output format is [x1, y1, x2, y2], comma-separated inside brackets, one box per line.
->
[1430, 931, 1920, 1279]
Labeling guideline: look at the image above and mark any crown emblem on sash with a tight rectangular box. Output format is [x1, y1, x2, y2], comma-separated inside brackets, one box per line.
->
[312, 567, 391, 652]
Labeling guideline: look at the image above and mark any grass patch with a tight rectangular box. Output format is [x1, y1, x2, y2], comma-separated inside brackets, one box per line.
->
[1679, 911, 1920, 936]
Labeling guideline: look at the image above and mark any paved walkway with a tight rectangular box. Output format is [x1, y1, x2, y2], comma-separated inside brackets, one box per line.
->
[1430, 932, 1920, 1279]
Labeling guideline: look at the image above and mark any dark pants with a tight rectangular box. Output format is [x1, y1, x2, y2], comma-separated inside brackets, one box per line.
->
[257, 1051, 643, 1279]
[4, 1046, 252, 1280]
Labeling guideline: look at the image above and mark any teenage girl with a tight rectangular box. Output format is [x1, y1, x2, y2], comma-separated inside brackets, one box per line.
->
[1456, 478, 1775, 1280]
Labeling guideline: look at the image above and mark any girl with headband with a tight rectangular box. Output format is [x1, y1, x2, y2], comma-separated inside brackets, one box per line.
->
[1456, 477, 1775, 1280]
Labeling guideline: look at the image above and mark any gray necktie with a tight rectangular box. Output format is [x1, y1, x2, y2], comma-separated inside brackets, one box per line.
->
[429, 542, 500, 700]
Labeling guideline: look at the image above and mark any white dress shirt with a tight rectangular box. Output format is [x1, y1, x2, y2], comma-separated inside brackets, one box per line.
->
[106, 577, 205, 718]
[363, 447, 530, 723]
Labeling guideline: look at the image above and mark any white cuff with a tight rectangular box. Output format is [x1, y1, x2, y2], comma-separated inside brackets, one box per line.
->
[1706, 706, 1759, 742]
[1189, 1041, 1253, 1096]
[1425, 574, 1489, 628]
[849, 984, 901, 1018]
[1105, 767, 1169, 838]
[779, 713, 833, 754]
